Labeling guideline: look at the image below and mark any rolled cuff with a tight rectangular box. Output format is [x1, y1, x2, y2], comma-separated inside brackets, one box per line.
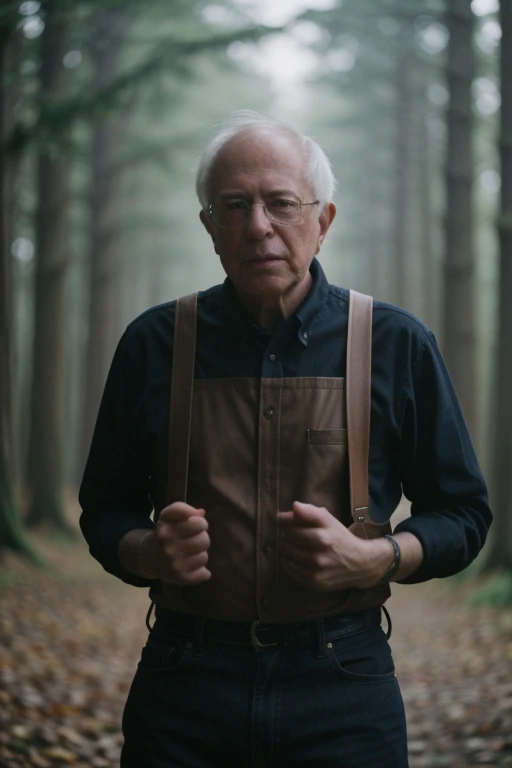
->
[79, 509, 156, 587]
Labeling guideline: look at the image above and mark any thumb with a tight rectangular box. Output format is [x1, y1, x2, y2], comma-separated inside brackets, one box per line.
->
[291, 501, 328, 527]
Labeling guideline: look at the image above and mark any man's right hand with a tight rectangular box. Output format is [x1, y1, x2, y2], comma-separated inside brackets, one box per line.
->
[150, 502, 211, 584]
[118, 503, 211, 585]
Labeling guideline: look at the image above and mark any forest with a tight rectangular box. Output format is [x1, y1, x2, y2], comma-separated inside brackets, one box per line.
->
[1, 0, 512, 766]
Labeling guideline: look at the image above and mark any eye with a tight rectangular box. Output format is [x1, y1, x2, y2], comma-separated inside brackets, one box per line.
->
[224, 199, 249, 211]
[268, 198, 299, 210]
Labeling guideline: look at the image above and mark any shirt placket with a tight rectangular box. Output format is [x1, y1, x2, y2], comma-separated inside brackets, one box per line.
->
[256, 378, 282, 622]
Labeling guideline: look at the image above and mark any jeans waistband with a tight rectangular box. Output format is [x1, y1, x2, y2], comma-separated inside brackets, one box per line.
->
[151, 606, 383, 650]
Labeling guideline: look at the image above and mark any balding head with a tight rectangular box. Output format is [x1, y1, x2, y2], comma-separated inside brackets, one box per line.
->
[196, 110, 336, 212]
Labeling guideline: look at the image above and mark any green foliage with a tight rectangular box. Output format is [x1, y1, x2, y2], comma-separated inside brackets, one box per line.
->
[4, 24, 269, 158]
[466, 572, 512, 606]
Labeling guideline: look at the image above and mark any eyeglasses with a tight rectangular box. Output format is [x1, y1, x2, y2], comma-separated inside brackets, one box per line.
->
[208, 197, 319, 229]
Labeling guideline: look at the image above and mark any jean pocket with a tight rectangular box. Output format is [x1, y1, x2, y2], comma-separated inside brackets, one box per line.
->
[138, 637, 192, 673]
[325, 628, 396, 684]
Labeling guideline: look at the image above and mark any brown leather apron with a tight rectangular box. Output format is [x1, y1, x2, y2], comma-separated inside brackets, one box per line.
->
[150, 291, 391, 623]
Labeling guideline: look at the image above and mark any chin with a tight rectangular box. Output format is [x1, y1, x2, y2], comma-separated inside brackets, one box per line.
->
[242, 274, 291, 296]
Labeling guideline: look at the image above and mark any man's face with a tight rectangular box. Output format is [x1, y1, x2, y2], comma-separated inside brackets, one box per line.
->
[200, 128, 336, 304]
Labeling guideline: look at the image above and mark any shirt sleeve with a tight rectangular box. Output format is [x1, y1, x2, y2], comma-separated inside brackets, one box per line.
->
[78, 328, 155, 587]
[393, 329, 492, 582]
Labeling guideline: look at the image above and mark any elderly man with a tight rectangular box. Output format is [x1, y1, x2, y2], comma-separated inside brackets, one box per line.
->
[79, 111, 491, 768]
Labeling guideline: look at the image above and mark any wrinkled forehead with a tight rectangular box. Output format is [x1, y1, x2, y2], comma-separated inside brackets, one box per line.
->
[207, 127, 310, 200]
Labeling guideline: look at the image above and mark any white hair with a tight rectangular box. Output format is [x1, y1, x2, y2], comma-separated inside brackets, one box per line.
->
[195, 110, 336, 212]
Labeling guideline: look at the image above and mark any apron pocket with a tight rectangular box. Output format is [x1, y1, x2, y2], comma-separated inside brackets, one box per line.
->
[306, 428, 347, 445]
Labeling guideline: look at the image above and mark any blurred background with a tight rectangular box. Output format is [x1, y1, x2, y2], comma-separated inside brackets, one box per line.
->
[1, 1, 512, 766]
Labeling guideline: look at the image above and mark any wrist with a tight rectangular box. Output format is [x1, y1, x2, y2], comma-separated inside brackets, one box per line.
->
[138, 530, 160, 580]
[350, 536, 397, 590]
[377, 535, 401, 584]
[118, 528, 159, 579]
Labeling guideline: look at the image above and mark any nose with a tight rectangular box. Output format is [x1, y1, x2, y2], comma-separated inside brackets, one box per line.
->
[246, 203, 274, 238]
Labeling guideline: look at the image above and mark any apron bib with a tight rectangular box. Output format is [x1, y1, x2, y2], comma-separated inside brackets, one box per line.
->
[150, 291, 391, 622]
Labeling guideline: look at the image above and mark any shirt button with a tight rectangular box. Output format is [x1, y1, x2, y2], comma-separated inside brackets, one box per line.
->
[262, 597, 269, 608]
[264, 406, 275, 419]
[269, 353, 276, 362]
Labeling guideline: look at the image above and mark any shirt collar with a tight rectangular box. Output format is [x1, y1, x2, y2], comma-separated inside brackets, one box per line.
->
[219, 257, 330, 345]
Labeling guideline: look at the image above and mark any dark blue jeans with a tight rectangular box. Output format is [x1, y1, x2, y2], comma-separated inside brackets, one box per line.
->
[121, 609, 408, 768]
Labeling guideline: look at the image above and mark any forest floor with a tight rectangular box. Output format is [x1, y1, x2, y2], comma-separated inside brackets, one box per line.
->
[1, 512, 512, 768]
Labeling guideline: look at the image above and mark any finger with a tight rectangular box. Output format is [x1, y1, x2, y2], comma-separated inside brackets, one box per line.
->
[179, 532, 211, 555]
[181, 566, 212, 585]
[159, 503, 206, 523]
[157, 515, 207, 540]
[173, 516, 209, 538]
[183, 551, 209, 571]
[278, 511, 323, 539]
[291, 501, 330, 527]
[278, 508, 320, 529]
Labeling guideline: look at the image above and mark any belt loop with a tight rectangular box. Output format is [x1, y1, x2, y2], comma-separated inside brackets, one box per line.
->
[315, 619, 327, 658]
[381, 605, 392, 639]
[192, 617, 206, 657]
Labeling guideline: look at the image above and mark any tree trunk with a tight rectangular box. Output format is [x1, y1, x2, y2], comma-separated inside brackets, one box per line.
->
[393, 28, 414, 310]
[364, 152, 385, 298]
[442, 0, 478, 442]
[0, 21, 41, 560]
[485, 0, 512, 570]
[26, 1, 71, 529]
[77, 12, 129, 480]
[418, 107, 438, 333]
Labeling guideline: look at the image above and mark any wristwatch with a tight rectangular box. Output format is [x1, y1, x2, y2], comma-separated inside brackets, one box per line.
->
[379, 534, 401, 584]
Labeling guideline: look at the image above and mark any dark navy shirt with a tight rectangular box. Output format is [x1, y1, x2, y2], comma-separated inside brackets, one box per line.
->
[79, 258, 492, 587]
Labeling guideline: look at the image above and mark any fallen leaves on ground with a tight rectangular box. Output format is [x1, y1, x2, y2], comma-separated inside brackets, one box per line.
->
[0, 532, 147, 768]
[1, 530, 512, 767]
[389, 583, 512, 767]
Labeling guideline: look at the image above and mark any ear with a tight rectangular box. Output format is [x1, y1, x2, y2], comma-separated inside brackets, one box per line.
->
[200, 209, 219, 254]
[315, 202, 336, 255]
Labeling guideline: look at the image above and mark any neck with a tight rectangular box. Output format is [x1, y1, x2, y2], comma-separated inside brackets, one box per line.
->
[237, 272, 313, 331]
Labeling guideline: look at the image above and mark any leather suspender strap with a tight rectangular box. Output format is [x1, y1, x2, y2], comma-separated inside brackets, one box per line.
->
[346, 289, 373, 525]
[167, 293, 198, 504]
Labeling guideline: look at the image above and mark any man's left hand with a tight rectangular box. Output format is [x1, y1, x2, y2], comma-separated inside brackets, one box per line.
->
[277, 501, 391, 592]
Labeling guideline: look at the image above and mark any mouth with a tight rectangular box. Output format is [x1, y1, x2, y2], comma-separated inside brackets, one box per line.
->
[244, 255, 284, 265]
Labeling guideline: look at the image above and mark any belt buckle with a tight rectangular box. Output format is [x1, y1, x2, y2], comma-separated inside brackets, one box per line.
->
[250, 620, 278, 650]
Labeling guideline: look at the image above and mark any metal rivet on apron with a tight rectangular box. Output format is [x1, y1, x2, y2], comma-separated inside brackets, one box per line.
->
[264, 407, 275, 419]
[269, 353, 276, 362]
[327, 642, 333, 649]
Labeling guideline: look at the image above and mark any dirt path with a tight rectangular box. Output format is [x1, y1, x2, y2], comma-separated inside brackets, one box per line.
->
[1, 534, 511, 768]
[390, 583, 512, 767]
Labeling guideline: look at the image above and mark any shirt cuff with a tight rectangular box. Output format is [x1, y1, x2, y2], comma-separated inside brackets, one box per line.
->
[80, 510, 156, 587]
[392, 514, 466, 583]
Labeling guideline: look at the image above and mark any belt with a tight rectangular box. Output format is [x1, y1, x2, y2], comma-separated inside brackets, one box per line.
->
[151, 606, 383, 650]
